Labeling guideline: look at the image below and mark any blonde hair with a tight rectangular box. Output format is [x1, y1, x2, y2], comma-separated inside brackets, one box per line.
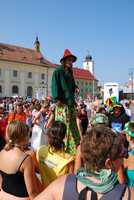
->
[5, 120, 27, 151]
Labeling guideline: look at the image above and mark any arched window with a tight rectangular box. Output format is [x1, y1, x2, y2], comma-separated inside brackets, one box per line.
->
[0, 85, 2, 93]
[12, 85, 18, 93]
[27, 86, 33, 97]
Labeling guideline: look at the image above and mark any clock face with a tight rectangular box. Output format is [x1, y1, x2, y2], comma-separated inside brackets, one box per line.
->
[86, 66, 89, 70]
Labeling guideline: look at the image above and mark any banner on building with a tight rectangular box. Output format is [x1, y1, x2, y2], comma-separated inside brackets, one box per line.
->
[36, 87, 46, 100]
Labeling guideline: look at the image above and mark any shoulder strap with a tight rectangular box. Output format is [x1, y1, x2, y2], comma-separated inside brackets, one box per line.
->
[78, 187, 97, 200]
[127, 186, 131, 200]
[62, 174, 78, 200]
[14, 154, 29, 173]
[100, 183, 126, 200]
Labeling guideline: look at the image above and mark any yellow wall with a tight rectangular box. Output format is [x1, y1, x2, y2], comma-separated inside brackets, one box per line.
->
[0, 60, 55, 97]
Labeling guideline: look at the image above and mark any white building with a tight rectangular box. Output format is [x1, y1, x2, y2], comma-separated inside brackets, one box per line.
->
[83, 51, 94, 76]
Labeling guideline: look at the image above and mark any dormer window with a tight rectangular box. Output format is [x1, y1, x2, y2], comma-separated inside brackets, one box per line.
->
[40, 59, 44, 63]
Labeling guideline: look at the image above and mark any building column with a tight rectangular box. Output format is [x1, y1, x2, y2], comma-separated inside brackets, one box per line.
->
[5, 65, 10, 95]
[35, 68, 39, 96]
[20, 66, 25, 96]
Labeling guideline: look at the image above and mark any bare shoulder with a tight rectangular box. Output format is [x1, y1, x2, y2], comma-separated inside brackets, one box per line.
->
[26, 149, 36, 159]
[34, 174, 68, 200]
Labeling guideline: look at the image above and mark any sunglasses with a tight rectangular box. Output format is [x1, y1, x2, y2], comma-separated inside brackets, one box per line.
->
[108, 134, 129, 160]
[117, 151, 129, 159]
[1, 112, 6, 115]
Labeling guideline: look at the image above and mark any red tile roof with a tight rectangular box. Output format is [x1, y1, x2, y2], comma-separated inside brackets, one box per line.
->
[72, 67, 97, 81]
[0, 43, 56, 68]
[55, 64, 97, 81]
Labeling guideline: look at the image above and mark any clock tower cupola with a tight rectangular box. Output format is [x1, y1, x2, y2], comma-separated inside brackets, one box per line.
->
[34, 35, 40, 52]
[83, 50, 94, 76]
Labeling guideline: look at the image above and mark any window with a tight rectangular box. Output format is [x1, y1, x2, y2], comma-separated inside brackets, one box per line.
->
[28, 72, 32, 78]
[81, 82, 83, 85]
[86, 88, 88, 93]
[90, 82, 91, 86]
[77, 81, 79, 85]
[0, 69, 1, 76]
[81, 88, 83, 93]
[90, 89, 91, 92]
[0, 85, 2, 93]
[41, 74, 44, 79]
[40, 59, 44, 63]
[13, 70, 17, 77]
[12, 85, 18, 93]
[86, 82, 87, 86]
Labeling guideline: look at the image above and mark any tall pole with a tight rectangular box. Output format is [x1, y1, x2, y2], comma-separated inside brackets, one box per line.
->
[129, 68, 134, 98]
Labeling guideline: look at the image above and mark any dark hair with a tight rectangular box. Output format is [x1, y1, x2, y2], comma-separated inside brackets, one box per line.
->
[98, 107, 106, 113]
[128, 123, 134, 135]
[24, 103, 30, 108]
[125, 103, 129, 107]
[81, 104, 86, 109]
[81, 127, 125, 173]
[46, 121, 66, 152]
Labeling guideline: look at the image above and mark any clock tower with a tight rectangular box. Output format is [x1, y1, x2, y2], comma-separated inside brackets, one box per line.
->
[34, 35, 40, 52]
[83, 50, 94, 76]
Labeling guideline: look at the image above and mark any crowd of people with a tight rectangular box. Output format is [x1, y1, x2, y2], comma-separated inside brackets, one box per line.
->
[0, 49, 134, 199]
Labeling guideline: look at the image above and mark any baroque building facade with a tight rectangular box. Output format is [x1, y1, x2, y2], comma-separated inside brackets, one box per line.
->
[0, 38, 98, 99]
[0, 37, 56, 97]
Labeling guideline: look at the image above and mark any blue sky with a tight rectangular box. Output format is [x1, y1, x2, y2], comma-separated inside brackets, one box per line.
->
[0, 0, 133, 87]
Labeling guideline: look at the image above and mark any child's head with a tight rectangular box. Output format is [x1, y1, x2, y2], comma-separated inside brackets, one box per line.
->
[46, 121, 66, 151]
[125, 103, 129, 109]
[98, 107, 106, 115]
[5, 120, 27, 151]
[125, 121, 134, 142]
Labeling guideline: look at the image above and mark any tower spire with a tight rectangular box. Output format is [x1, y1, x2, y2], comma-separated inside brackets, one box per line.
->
[34, 35, 40, 52]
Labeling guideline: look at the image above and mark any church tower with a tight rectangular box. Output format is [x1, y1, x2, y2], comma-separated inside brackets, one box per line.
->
[34, 36, 40, 52]
[83, 50, 94, 76]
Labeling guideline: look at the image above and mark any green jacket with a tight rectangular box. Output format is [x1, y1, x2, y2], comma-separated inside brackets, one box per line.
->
[51, 65, 78, 105]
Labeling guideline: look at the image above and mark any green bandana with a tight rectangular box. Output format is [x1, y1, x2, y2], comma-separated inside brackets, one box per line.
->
[76, 167, 118, 194]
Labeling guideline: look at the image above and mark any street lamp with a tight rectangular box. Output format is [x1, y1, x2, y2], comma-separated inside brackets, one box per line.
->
[129, 68, 134, 98]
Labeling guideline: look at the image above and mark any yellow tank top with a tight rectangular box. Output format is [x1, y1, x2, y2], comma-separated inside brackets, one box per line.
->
[37, 145, 75, 189]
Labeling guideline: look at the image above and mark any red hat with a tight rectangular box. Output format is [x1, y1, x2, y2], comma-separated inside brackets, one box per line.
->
[60, 49, 77, 63]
